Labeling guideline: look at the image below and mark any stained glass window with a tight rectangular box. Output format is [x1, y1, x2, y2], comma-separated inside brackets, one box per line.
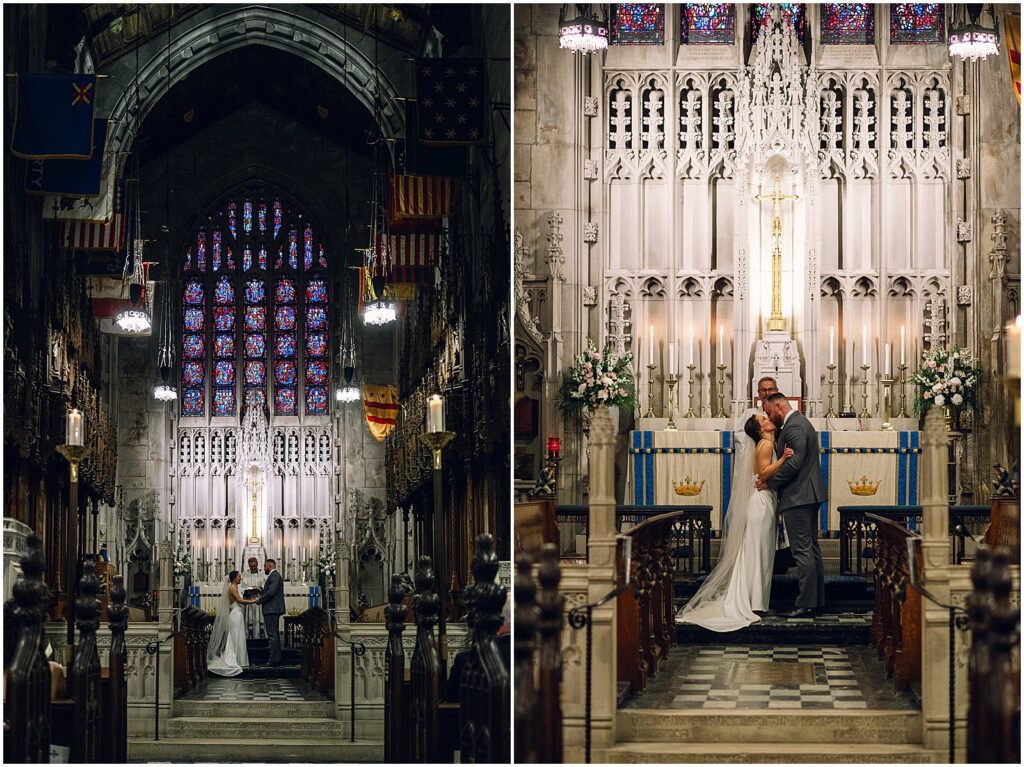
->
[681, 4, 736, 44]
[890, 3, 944, 44]
[181, 192, 329, 417]
[611, 4, 665, 45]
[750, 3, 806, 46]
[821, 4, 874, 44]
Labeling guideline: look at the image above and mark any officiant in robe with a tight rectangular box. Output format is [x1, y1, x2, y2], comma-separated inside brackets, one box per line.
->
[241, 557, 266, 639]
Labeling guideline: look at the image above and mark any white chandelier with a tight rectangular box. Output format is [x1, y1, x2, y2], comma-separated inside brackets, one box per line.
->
[154, 384, 177, 401]
[559, 4, 608, 53]
[949, 6, 999, 62]
[336, 364, 360, 402]
[116, 306, 151, 333]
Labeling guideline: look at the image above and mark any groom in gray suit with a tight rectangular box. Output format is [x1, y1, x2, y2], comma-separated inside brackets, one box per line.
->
[258, 559, 286, 665]
[757, 393, 827, 617]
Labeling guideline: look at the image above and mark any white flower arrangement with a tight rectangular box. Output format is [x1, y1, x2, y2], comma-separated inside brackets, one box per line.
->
[315, 546, 336, 580]
[912, 345, 981, 415]
[173, 547, 192, 580]
[558, 339, 636, 415]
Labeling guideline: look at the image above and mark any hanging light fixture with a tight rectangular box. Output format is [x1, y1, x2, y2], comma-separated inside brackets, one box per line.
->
[154, 24, 175, 401]
[949, 4, 999, 61]
[559, 4, 609, 54]
[336, 366, 360, 402]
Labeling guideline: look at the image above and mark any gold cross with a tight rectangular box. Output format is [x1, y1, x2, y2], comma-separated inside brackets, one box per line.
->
[753, 176, 799, 331]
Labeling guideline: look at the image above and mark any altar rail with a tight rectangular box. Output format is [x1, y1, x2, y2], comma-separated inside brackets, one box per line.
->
[867, 514, 922, 694]
[4, 535, 129, 763]
[556, 504, 712, 576]
[839, 505, 991, 576]
[513, 546, 563, 764]
[618, 511, 683, 697]
[384, 535, 508, 763]
[299, 607, 334, 694]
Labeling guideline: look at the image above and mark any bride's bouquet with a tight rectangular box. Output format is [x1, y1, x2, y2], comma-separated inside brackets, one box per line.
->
[912, 345, 981, 415]
[558, 339, 636, 415]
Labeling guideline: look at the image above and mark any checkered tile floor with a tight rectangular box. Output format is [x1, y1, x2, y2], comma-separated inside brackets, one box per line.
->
[625, 645, 917, 711]
[182, 677, 330, 702]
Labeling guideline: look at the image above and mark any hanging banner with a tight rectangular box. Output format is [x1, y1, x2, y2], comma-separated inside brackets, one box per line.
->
[387, 172, 455, 229]
[1007, 14, 1021, 105]
[415, 58, 487, 145]
[25, 119, 107, 197]
[363, 384, 399, 442]
[10, 73, 97, 159]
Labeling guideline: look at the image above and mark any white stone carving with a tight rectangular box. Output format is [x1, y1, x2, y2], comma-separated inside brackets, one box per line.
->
[546, 211, 565, 282]
[583, 158, 599, 179]
[582, 286, 598, 306]
[990, 210, 1008, 281]
[583, 96, 599, 117]
[607, 292, 631, 355]
[583, 222, 598, 243]
[956, 285, 973, 306]
[956, 220, 972, 243]
[514, 229, 545, 345]
[955, 94, 971, 115]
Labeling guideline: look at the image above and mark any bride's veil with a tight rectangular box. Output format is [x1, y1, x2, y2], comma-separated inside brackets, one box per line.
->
[677, 409, 758, 620]
[206, 576, 233, 662]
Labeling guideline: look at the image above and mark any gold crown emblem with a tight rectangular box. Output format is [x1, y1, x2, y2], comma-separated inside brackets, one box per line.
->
[287, 607, 301, 616]
[848, 475, 881, 496]
[673, 476, 705, 496]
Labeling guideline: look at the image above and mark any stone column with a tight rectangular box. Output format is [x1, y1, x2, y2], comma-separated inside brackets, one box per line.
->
[564, 406, 618, 761]
[157, 539, 174, 624]
[918, 407, 965, 758]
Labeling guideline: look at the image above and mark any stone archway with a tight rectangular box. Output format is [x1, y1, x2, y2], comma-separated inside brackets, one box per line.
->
[100, 5, 406, 166]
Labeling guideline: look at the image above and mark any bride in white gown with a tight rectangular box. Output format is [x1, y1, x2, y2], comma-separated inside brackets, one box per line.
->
[207, 571, 258, 677]
[677, 410, 794, 632]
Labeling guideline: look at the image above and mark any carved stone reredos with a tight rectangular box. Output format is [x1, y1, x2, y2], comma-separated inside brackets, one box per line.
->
[238, 404, 271, 474]
[735, 11, 816, 179]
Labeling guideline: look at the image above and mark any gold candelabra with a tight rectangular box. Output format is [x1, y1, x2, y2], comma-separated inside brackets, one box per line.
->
[685, 364, 697, 418]
[644, 363, 657, 418]
[897, 363, 909, 417]
[825, 364, 837, 417]
[715, 364, 727, 418]
[880, 375, 895, 431]
[859, 364, 871, 418]
[665, 375, 678, 430]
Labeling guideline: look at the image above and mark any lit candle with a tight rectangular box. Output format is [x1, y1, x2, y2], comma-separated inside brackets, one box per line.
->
[1007, 316, 1022, 379]
[67, 408, 83, 446]
[884, 343, 891, 377]
[668, 342, 676, 375]
[546, 436, 561, 460]
[688, 330, 694, 366]
[718, 326, 724, 361]
[900, 325, 906, 366]
[648, 325, 654, 367]
[426, 393, 445, 433]
[862, 324, 869, 366]
[829, 326, 835, 365]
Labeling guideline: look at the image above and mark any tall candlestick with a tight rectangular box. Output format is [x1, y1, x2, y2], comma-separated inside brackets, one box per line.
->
[718, 326, 724, 360]
[648, 325, 654, 367]
[884, 343, 891, 377]
[688, 330, 694, 366]
[900, 325, 906, 366]
[1006, 316, 1022, 379]
[668, 342, 676, 375]
[67, 408, 83, 446]
[862, 324, 869, 366]
[427, 393, 445, 433]
[829, 326, 835, 365]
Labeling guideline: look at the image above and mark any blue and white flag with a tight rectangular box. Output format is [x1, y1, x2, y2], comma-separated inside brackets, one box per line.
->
[10, 73, 98, 159]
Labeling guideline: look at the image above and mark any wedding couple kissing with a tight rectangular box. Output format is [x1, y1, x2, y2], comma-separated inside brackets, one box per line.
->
[207, 559, 287, 677]
[678, 384, 827, 632]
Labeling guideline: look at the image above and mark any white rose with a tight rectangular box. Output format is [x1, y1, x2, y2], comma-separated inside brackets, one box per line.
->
[951, 393, 963, 406]
[934, 394, 946, 406]
[932, 383, 943, 393]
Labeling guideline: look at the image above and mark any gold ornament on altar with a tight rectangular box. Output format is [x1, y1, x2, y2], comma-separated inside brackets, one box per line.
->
[848, 475, 881, 496]
[287, 607, 301, 616]
[673, 475, 705, 496]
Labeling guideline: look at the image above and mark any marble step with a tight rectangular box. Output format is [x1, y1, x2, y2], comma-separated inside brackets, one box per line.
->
[618, 709, 922, 745]
[173, 699, 335, 718]
[593, 742, 941, 763]
[166, 715, 346, 739]
[129, 737, 382, 763]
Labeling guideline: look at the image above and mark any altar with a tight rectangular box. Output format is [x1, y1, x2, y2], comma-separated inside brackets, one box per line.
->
[627, 418, 921, 535]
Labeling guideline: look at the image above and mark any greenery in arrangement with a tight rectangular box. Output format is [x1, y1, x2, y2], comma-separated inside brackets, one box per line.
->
[912, 345, 981, 415]
[558, 339, 636, 415]
[316, 546, 336, 582]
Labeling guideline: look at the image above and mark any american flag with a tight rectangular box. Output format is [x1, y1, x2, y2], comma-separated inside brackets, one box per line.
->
[387, 172, 455, 228]
[387, 232, 441, 282]
[59, 179, 125, 251]
[416, 58, 486, 145]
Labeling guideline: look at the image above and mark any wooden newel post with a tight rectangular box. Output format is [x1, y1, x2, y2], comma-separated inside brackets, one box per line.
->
[5, 533, 51, 763]
[106, 575, 128, 763]
[535, 543, 564, 764]
[460, 534, 510, 763]
[410, 556, 440, 763]
[72, 559, 102, 763]
[384, 574, 408, 764]
[513, 554, 538, 764]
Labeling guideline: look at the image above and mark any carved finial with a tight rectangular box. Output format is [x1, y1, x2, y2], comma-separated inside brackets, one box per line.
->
[467, 534, 504, 636]
[76, 559, 100, 636]
[385, 573, 407, 632]
[108, 574, 128, 637]
[413, 555, 439, 630]
[13, 533, 49, 623]
[535, 544, 563, 634]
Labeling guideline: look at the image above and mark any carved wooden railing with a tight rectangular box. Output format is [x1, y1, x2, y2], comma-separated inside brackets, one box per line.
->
[409, 556, 441, 763]
[299, 606, 335, 694]
[4, 533, 51, 763]
[618, 511, 684, 696]
[72, 559, 102, 763]
[459, 534, 510, 764]
[966, 546, 1020, 764]
[101, 575, 128, 763]
[384, 574, 409, 764]
[514, 544, 563, 764]
[868, 513, 922, 693]
[173, 606, 213, 695]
